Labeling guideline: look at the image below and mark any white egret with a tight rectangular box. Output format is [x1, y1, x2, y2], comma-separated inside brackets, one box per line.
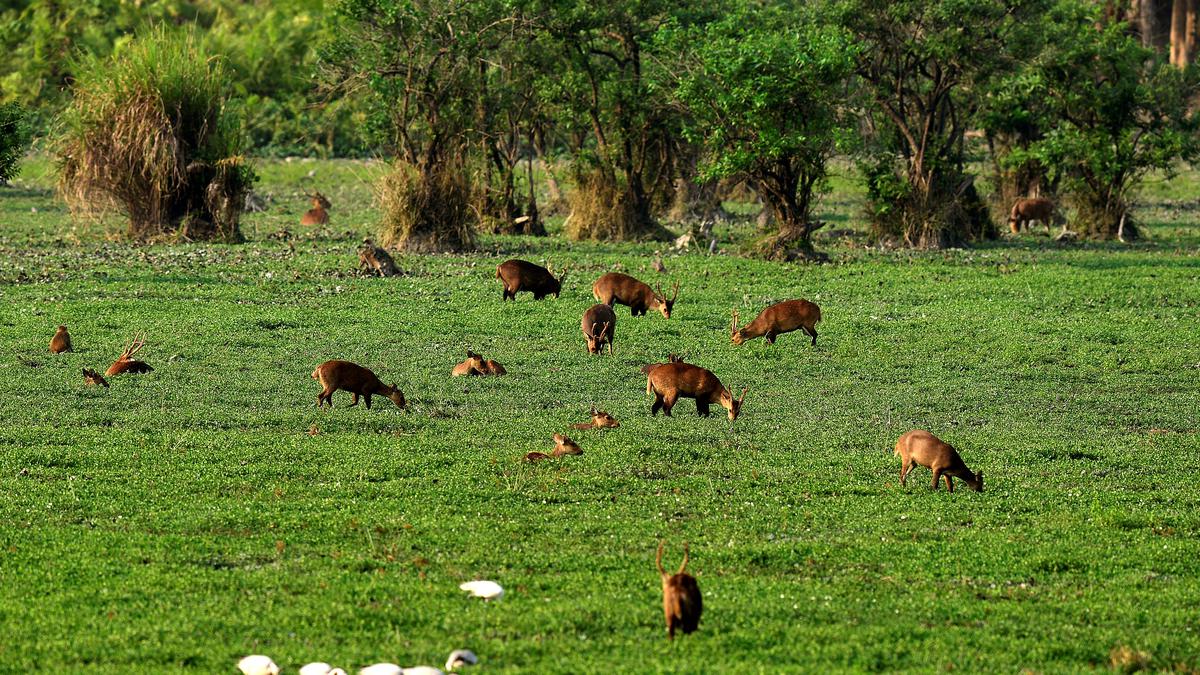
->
[360, 664, 403, 675]
[237, 655, 280, 675]
[445, 650, 478, 671]
[458, 580, 503, 600]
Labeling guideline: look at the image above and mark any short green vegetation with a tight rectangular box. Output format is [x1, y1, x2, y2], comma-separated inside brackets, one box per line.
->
[1, 159, 1198, 673]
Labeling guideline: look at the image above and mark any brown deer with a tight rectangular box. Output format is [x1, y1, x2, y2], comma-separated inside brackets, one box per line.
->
[312, 360, 406, 409]
[496, 259, 565, 301]
[82, 367, 109, 388]
[645, 362, 745, 420]
[358, 238, 400, 277]
[592, 273, 678, 318]
[105, 334, 153, 376]
[451, 350, 487, 377]
[50, 325, 72, 354]
[482, 358, 507, 376]
[581, 304, 617, 355]
[656, 541, 702, 640]
[300, 192, 331, 226]
[731, 300, 822, 346]
[1008, 197, 1064, 234]
[894, 430, 983, 492]
[571, 406, 620, 430]
[552, 433, 582, 456]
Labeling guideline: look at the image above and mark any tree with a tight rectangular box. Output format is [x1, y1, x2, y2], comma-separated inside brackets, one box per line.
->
[57, 28, 254, 242]
[660, 5, 858, 260]
[840, 0, 1042, 247]
[1006, 1, 1200, 240]
[0, 102, 32, 185]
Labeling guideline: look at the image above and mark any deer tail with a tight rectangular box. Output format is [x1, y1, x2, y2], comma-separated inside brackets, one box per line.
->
[813, 305, 822, 324]
[656, 541, 667, 577]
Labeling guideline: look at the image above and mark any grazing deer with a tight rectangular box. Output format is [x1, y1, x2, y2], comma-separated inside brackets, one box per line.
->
[496, 259, 565, 300]
[482, 358, 507, 376]
[451, 350, 487, 377]
[1008, 197, 1064, 234]
[359, 238, 400, 277]
[645, 362, 745, 420]
[105, 334, 153, 376]
[312, 360, 405, 409]
[657, 541, 702, 640]
[82, 367, 109, 388]
[592, 272, 678, 318]
[894, 430, 983, 492]
[581, 304, 617, 355]
[552, 433, 582, 456]
[50, 325, 72, 354]
[300, 192, 331, 226]
[731, 300, 822, 346]
[571, 406, 620, 430]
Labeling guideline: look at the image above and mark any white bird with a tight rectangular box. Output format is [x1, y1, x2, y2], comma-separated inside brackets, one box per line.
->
[402, 667, 444, 675]
[301, 664, 347, 675]
[445, 650, 478, 671]
[459, 580, 504, 600]
[360, 664, 403, 675]
[238, 655, 280, 675]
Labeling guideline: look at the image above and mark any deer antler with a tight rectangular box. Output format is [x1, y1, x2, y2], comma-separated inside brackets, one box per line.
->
[655, 282, 664, 300]
[671, 281, 680, 301]
[120, 333, 147, 360]
[731, 308, 740, 335]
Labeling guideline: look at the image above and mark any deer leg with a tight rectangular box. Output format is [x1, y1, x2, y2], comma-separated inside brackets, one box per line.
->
[316, 393, 326, 408]
[765, 332, 775, 345]
[662, 393, 678, 416]
[804, 326, 818, 346]
[900, 459, 910, 487]
[696, 400, 710, 417]
[349, 393, 359, 407]
[651, 394, 664, 416]
[931, 469, 943, 490]
[945, 474, 954, 492]
[364, 394, 373, 409]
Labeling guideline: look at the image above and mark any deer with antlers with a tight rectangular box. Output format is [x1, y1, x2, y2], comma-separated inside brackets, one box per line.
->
[581, 304, 616, 355]
[592, 272, 679, 319]
[645, 362, 745, 421]
[105, 334, 153, 376]
[731, 300, 822, 346]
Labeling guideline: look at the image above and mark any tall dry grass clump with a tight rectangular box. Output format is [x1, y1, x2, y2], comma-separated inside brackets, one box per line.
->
[566, 168, 672, 242]
[376, 160, 476, 253]
[57, 28, 254, 242]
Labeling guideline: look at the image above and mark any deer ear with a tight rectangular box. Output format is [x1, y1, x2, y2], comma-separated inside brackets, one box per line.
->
[739, 387, 748, 403]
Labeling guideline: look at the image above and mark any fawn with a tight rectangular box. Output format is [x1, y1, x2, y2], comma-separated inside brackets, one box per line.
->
[894, 429, 983, 492]
[571, 407, 620, 430]
[312, 360, 405, 409]
[657, 541, 702, 640]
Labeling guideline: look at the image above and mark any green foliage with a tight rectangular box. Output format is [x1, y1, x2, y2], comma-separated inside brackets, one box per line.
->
[660, 4, 858, 256]
[996, 1, 1200, 239]
[57, 27, 254, 241]
[0, 102, 32, 182]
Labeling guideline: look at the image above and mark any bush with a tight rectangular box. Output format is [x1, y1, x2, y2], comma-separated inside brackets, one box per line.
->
[0, 102, 32, 184]
[565, 168, 673, 242]
[57, 28, 254, 242]
[376, 160, 475, 253]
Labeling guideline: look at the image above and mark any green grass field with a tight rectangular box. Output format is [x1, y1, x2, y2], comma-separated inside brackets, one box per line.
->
[2, 157, 1198, 674]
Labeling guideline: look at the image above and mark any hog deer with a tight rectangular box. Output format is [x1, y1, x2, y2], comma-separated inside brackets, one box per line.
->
[312, 360, 406, 409]
[592, 272, 678, 318]
[105, 334, 153, 376]
[482, 358, 507, 376]
[82, 367, 109, 388]
[894, 429, 983, 493]
[656, 541, 702, 640]
[359, 238, 400, 277]
[1008, 197, 1064, 234]
[552, 433, 582, 456]
[496, 259, 565, 301]
[300, 192, 331, 226]
[571, 406, 620, 430]
[731, 300, 822, 346]
[645, 362, 745, 420]
[581, 304, 617, 355]
[452, 350, 487, 377]
[50, 325, 72, 354]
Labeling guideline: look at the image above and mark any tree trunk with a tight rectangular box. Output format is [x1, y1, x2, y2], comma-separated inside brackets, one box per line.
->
[1171, 0, 1190, 65]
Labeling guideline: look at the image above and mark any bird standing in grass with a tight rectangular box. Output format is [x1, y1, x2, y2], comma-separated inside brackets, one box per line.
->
[237, 655, 279, 675]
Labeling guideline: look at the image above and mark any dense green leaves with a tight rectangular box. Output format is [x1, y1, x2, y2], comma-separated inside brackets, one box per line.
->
[0, 102, 32, 182]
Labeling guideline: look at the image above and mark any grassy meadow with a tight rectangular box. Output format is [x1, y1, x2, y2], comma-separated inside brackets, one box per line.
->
[1, 156, 1199, 673]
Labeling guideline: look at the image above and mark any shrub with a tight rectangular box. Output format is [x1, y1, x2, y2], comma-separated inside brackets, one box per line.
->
[57, 28, 254, 242]
[0, 102, 32, 184]
[377, 160, 475, 253]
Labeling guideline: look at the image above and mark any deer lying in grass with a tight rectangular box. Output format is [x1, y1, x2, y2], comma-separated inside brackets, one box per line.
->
[358, 238, 400, 277]
[452, 350, 487, 377]
[496, 259, 565, 300]
[894, 429, 983, 492]
[1008, 197, 1064, 234]
[50, 325, 72, 353]
[571, 406, 620, 430]
[312, 360, 405, 409]
[592, 272, 678, 318]
[82, 367, 109, 388]
[581, 304, 616, 355]
[645, 362, 745, 420]
[657, 541, 702, 640]
[483, 358, 507, 376]
[524, 433, 583, 462]
[731, 300, 822, 346]
[105, 334, 153, 376]
[300, 192, 330, 226]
